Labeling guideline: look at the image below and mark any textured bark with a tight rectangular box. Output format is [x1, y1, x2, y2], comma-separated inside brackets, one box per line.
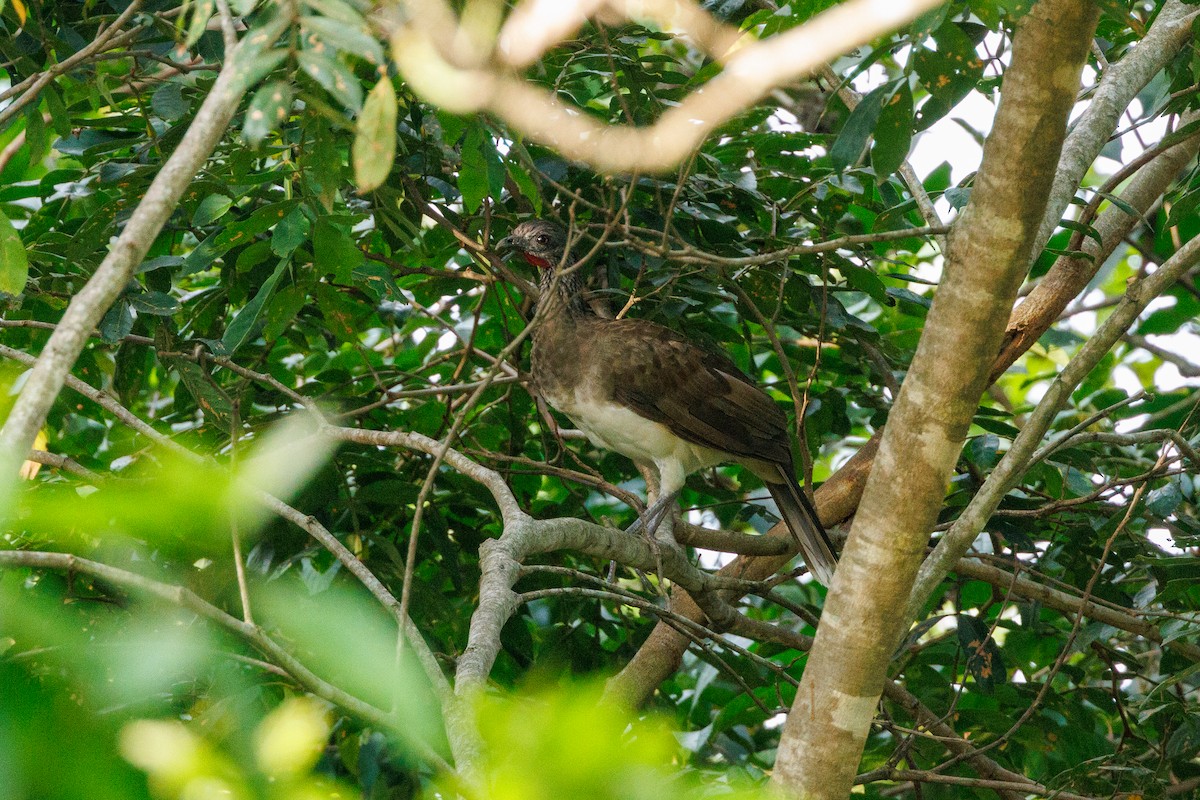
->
[772, 3, 1099, 797]
[1033, 0, 1198, 252]
[992, 112, 1200, 381]
[0, 34, 259, 478]
[608, 0, 1198, 714]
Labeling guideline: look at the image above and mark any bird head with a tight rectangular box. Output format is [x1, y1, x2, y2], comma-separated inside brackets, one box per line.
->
[497, 219, 569, 270]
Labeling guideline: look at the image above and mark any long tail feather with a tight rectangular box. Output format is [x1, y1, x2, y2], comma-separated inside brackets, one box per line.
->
[767, 474, 838, 586]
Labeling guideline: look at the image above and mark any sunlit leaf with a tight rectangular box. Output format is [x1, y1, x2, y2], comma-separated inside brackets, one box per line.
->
[352, 79, 398, 192]
[0, 208, 28, 297]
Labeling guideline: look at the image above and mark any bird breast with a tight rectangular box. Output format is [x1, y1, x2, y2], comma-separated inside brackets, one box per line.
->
[553, 385, 728, 479]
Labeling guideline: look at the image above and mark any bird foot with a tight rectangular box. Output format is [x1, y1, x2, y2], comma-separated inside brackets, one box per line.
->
[625, 493, 677, 541]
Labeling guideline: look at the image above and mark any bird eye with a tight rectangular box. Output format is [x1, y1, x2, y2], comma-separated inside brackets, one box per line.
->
[535, 234, 550, 246]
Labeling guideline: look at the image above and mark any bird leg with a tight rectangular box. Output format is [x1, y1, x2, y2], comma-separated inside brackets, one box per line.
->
[624, 490, 679, 541]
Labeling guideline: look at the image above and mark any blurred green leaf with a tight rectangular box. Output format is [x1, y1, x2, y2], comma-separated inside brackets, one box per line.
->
[0, 208, 29, 297]
[353, 80, 398, 192]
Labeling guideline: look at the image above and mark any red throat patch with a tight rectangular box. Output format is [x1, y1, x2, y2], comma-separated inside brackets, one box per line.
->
[521, 253, 552, 269]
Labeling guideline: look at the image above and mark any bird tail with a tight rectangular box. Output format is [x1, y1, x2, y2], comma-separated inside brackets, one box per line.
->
[768, 473, 838, 586]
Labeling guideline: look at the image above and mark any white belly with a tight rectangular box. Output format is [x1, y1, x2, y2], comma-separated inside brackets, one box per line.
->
[554, 391, 726, 493]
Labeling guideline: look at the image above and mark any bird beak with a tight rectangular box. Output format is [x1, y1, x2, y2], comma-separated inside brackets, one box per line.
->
[496, 235, 517, 254]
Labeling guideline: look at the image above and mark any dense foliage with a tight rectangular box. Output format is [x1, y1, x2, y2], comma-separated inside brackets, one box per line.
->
[2, 0, 1199, 797]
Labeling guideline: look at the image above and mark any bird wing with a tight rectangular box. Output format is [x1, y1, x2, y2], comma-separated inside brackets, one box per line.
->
[599, 319, 794, 466]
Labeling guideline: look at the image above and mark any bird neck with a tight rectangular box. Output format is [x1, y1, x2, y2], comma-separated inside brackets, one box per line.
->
[537, 264, 590, 318]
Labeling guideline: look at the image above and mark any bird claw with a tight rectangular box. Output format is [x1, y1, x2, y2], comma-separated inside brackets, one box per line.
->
[625, 493, 676, 540]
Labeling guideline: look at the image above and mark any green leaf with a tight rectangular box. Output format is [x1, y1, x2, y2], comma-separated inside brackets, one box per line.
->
[182, 200, 300, 274]
[1063, 466, 1094, 497]
[507, 151, 542, 214]
[943, 186, 971, 209]
[129, 292, 181, 316]
[298, 50, 363, 112]
[1094, 190, 1138, 218]
[99, 298, 135, 342]
[192, 194, 233, 227]
[173, 359, 235, 431]
[184, 0, 215, 48]
[353, 261, 402, 301]
[243, 80, 294, 146]
[272, 206, 311, 257]
[151, 82, 188, 121]
[966, 433, 1000, 468]
[913, 22, 984, 129]
[1059, 218, 1103, 245]
[263, 284, 308, 341]
[233, 48, 289, 96]
[353, 79, 398, 192]
[1147, 481, 1184, 517]
[840, 262, 891, 305]
[301, 15, 384, 66]
[870, 83, 913, 181]
[301, 0, 367, 25]
[225, 15, 292, 95]
[830, 84, 889, 172]
[459, 126, 490, 212]
[223, 259, 290, 354]
[0, 208, 29, 297]
[957, 615, 1006, 693]
[312, 219, 364, 283]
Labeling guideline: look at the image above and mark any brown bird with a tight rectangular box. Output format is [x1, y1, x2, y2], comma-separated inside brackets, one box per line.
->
[498, 219, 837, 585]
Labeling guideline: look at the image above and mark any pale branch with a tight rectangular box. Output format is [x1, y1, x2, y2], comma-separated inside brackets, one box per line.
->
[21, 450, 102, 482]
[858, 769, 1100, 800]
[465, 450, 643, 512]
[952, 559, 1200, 663]
[620, 225, 948, 269]
[325, 425, 524, 524]
[0, 0, 146, 126]
[0, 21, 278, 475]
[993, 108, 1200, 381]
[213, 0, 238, 51]
[517, 586, 801, 687]
[1035, 0, 1199, 252]
[1036, 429, 1200, 472]
[0, 550, 456, 763]
[388, 0, 943, 174]
[1025, 390, 1150, 468]
[774, 5, 1100, 796]
[979, 464, 1187, 520]
[0, 319, 310, 406]
[675, 521, 793, 556]
[909, 231, 1200, 617]
[454, 510, 792, 694]
[1123, 332, 1200, 377]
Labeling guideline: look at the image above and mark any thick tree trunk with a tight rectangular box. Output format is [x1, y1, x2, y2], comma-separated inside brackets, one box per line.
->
[771, 2, 1099, 797]
[606, 1, 1198, 712]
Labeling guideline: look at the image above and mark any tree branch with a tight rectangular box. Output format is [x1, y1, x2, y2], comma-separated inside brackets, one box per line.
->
[774, 4, 1099, 795]
[0, 19, 278, 479]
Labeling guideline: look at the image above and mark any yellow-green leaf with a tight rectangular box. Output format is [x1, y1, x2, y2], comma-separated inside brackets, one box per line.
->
[0, 208, 29, 297]
[352, 79, 398, 192]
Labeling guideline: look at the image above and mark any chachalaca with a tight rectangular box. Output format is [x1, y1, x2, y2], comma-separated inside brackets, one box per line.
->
[498, 219, 838, 586]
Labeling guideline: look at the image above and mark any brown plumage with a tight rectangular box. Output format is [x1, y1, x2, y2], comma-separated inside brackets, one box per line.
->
[498, 219, 837, 585]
